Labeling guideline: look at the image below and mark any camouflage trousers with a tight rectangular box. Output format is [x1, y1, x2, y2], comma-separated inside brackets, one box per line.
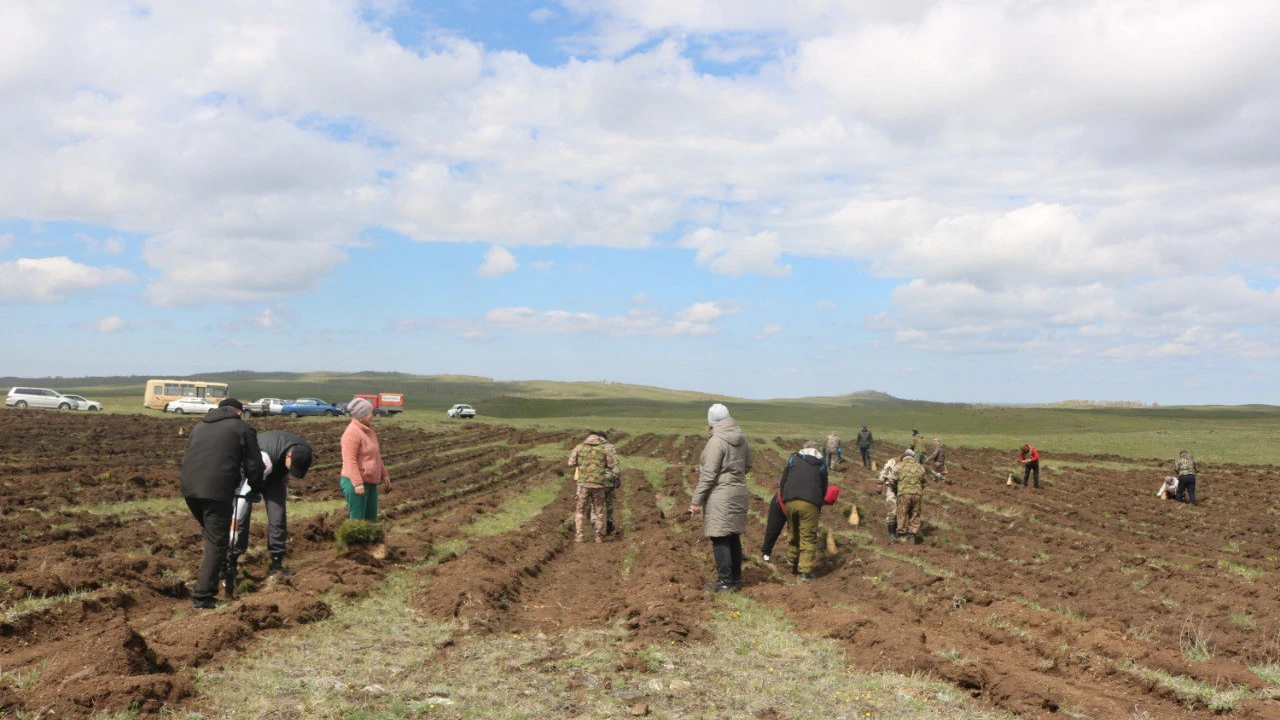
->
[884, 493, 897, 525]
[575, 485, 605, 541]
[589, 487, 617, 534]
[928, 467, 948, 484]
[896, 493, 922, 537]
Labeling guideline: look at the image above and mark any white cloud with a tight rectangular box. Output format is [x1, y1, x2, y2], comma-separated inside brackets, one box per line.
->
[754, 323, 783, 341]
[532, 260, 555, 271]
[0, 234, 12, 250]
[529, 7, 556, 23]
[76, 315, 129, 333]
[477, 246, 518, 277]
[484, 299, 740, 337]
[680, 229, 791, 277]
[813, 299, 835, 311]
[76, 233, 125, 254]
[630, 292, 648, 304]
[218, 306, 299, 334]
[0, 257, 134, 303]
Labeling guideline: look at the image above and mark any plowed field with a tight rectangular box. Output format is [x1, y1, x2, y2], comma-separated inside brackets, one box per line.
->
[2, 413, 1277, 718]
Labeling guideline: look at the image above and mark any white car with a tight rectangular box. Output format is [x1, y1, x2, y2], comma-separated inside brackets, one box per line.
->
[244, 397, 285, 416]
[62, 394, 103, 411]
[164, 397, 218, 414]
[6, 387, 81, 410]
[446, 403, 476, 418]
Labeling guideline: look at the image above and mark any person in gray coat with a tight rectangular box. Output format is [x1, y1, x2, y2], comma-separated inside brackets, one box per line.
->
[689, 403, 753, 592]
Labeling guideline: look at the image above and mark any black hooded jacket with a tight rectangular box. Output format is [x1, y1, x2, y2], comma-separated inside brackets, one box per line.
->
[179, 407, 265, 501]
[257, 430, 311, 485]
[778, 451, 829, 508]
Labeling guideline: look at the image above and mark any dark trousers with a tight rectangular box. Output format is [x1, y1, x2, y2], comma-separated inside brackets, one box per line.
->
[186, 497, 233, 602]
[1176, 474, 1197, 505]
[710, 534, 742, 587]
[859, 446, 871, 467]
[1023, 461, 1040, 487]
[762, 496, 787, 556]
[232, 478, 289, 559]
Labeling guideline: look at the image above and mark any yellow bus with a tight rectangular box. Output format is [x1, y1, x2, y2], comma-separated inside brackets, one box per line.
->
[143, 379, 230, 410]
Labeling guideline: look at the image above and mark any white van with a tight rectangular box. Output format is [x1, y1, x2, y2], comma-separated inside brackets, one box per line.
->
[6, 387, 82, 410]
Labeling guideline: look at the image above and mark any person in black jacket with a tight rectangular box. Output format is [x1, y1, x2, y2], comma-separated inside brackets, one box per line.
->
[180, 399, 264, 608]
[779, 441, 829, 581]
[232, 430, 312, 578]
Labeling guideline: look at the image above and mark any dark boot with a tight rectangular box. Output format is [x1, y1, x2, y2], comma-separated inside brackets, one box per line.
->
[887, 521, 898, 539]
[268, 554, 292, 579]
[707, 538, 735, 592]
[223, 557, 238, 598]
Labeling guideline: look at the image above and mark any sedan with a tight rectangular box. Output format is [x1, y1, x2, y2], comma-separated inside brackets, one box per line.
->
[165, 397, 218, 414]
[62, 394, 103, 411]
[281, 398, 342, 418]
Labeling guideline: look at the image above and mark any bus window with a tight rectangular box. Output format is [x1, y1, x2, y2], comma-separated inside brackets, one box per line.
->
[196, 387, 205, 398]
[207, 386, 227, 399]
[152, 383, 162, 396]
[165, 383, 180, 395]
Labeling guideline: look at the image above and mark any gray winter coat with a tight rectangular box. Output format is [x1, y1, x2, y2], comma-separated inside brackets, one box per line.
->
[692, 417, 753, 537]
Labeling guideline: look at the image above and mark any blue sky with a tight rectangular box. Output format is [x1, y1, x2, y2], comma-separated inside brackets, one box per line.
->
[2, 1, 1279, 404]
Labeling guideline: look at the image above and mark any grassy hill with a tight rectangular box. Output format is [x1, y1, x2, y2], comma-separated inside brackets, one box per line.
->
[3, 371, 1278, 464]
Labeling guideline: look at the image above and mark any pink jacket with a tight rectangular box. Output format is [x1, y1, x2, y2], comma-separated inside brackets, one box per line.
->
[341, 419, 388, 488]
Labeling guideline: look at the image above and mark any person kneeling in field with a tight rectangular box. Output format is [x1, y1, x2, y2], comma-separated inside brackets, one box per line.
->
[778, 442, 829, 581]
[1155, 476, 1180, 500]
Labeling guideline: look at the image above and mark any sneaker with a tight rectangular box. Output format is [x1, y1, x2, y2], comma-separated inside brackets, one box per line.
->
[761, 554, 772, 563]
[798, 572, 814, 581]
[191, 597, 218, 610]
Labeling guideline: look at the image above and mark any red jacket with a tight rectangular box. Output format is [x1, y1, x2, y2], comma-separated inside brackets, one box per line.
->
[1020, 446, 1040, 463]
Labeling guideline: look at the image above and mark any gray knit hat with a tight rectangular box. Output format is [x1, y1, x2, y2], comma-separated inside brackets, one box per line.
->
[707, 403, 730, 425]
[347, 397, 374, 419]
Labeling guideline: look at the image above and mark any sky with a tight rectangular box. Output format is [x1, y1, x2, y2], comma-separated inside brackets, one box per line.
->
[2, 0, 1278, 405]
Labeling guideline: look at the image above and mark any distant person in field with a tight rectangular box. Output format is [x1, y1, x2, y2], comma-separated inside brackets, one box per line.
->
[231, 431, 313, 578]
[825, 432, 842, 468]
[879, 455, 901, 539]
[1173, 449, 1199, 505]
[856, 424, 874, 468]
[925, 438, 948, 483]
[909, 428, 928, 463]
[340, 397, 390, 522]
[568, 430, 618, 543]
[778, 441, 829, 581]
[894, 451, 926, 543]
[1019, 444, 1040, 488]
[180, 398, 264, 609]
[1156, 475, 1180, 500]
[690, 403, 752, 593]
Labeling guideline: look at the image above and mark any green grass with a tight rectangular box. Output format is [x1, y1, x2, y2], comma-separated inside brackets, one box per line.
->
[1113, 659, 1253, 711]
[2, 588, 99, 623]
[1230, 612, 1256, 630]
[1217, 559, 1265, 580]
[59, 498, 185, 519]
[463, 479, 563, 538]
[1250, 663, 1280, 686]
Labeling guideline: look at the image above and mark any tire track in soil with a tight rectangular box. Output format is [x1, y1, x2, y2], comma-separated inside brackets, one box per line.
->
[0, 414, 577, 719]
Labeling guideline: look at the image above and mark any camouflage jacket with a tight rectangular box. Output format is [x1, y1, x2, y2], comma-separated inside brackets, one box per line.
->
[569, 435, 619, 488]
[896, 458, 925, 495]
[1174, 455, 1198, 477]
[879, 458, 900, 498]
[826, 433, 840, 452]
[910, 434, 928, 453]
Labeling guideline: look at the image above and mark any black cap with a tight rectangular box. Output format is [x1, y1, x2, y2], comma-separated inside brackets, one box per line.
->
[287, 443, 313, 478]
[594, 430, 608, 439]
[219, 398, 244, 412]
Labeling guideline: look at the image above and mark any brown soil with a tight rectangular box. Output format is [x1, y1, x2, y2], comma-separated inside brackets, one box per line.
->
[3, 413, 1279, 719]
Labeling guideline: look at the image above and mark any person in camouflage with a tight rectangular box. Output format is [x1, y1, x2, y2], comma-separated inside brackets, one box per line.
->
[597, 431, 621, 534]
[879, 455, 900, 539]
[894, 451, 926, 543]
[909, 428, 928, 463]
[568, 431, 618, 543]
[924, 438, 947, 483]
[825, 432, 842, 468]
[1173, 449, 1199, 505]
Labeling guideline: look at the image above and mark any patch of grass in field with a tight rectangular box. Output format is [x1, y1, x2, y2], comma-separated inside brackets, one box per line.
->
[985, 614, 1027, 638]
[1053, 605, 1088, 622]
[2, 588, 99, 623]
[1230, 612, 1256, 630]
[1113, 659, 1251, 712]
[1217, 559, 1264, 580]
[1250, 663, 1280, 686]
[1050, 459, 1152, 472]
[290, 500, 348, 519]
[1179, 617, 1214, 662]
[58, 498, 184, 519]
[846, 533, 957, 579]
[463, 479, 562, 538]
[0, 663, 43, 690]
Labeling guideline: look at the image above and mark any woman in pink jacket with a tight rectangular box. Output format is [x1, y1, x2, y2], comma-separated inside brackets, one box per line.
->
[340, 397, 390, 520]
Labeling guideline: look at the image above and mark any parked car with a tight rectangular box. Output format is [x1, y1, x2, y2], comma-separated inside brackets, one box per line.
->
[446, 403, 476, 419]
[336, 393, 403, 417]
[244, 397, 286, 417]
[281, 398, 342, 418]
[61, 394, 103, 411]
[6, 387, 82, 410]
[164, 397, 218, 414]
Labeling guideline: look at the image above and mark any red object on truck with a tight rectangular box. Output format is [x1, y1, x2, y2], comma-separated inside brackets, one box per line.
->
[353, 392, 405, 415]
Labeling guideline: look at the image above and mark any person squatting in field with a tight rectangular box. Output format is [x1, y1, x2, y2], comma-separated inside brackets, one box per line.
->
[340, 397, 390, 521]
[1019, 444, 1040, 488]
[924, 438, 948, 483]
[1156, 475, 1180, 500]
[690, 403, 752, 593]
[856, 424, 874, 469]
[568, 430, 619, 543]
[879, 455, 901, 539]
[778, 441, 829, 581]
[180, 398, 264, 609]
[1173, 449, 1199, 505]
[894, 451, 926, 544]
[229, 431, 312, 579]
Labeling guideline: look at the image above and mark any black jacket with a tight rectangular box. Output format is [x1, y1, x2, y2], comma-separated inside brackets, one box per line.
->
[257, 431, 309, 485]
[778, 451, 828, 508]
[179, 407, 265, 501]
[856, 429, 873, 449]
